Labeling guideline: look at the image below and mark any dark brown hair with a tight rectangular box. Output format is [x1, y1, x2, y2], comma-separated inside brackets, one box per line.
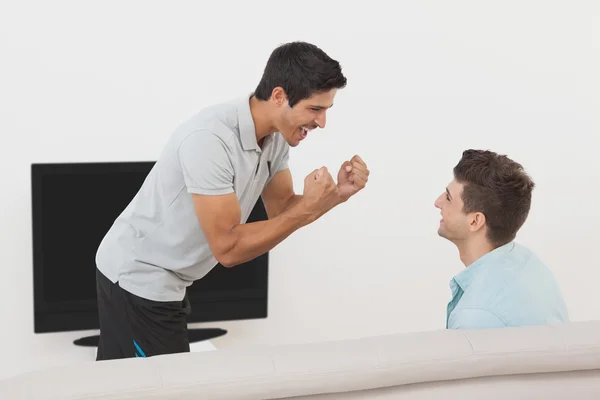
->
[453, 149, 535, 247]
[254, 41, 347, 107]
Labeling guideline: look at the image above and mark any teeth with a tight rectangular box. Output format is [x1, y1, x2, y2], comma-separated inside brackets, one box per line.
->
[298, 126, 311, 139]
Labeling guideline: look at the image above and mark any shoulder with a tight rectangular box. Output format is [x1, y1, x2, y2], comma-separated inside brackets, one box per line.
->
[475, 242, 536, 285]
[173, 130, 236, 171]
[466, 242, 562, 316]
[505, 242, 557, 280]
[507, 242, 537, 262]
[457, 248, 526, 309]
[174, 101, 241, 148]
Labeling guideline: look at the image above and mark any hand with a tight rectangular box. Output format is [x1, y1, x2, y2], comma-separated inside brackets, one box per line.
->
[300, 166, 341, 220]
[337, 155, 369, 202]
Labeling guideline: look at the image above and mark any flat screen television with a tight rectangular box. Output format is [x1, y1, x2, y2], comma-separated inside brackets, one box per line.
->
[31, 161, 268, 346]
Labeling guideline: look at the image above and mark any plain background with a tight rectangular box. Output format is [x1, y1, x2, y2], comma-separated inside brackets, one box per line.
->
[1, 0, 598, 379]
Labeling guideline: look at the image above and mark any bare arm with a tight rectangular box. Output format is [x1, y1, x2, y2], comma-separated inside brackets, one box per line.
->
[179, 131, 340, 267]
[192, 192, 312, 268]
[261, 168, 302, 219]
[192, 166, 343, 267]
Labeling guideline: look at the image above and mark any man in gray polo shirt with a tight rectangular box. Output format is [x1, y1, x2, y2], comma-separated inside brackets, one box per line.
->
[94, 41, 370, 360]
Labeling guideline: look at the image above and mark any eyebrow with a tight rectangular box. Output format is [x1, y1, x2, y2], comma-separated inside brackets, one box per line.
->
[446, 187, 452, 200]
[309, 103, 334, 110]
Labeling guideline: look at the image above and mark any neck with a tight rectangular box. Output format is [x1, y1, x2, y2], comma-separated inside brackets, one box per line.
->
[249, 95, 277, 144]
[455, 237, 495, 267]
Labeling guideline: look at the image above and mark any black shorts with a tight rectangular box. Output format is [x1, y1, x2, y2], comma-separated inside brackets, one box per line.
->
[95, 268, 191, 361]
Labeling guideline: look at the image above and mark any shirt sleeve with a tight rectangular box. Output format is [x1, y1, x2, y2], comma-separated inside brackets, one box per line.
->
[265, 138, 290, 186]
[177, 130, 235, 195]
[273, 140, 290, 175]
[448, 308, 506, 330]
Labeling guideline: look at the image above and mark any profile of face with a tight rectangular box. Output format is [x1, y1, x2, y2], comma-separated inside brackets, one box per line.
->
[271, 88, 337, 147]
[434, 179, 486, 243]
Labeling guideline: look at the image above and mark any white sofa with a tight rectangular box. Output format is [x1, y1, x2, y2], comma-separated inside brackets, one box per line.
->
[2, 320, 600, 399]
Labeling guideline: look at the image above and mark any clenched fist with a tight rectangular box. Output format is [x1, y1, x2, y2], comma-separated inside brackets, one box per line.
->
[337, 155, 369, 202]
[301, 166, 342, 220]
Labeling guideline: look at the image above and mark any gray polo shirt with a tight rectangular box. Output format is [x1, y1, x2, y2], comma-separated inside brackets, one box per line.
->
[95, 95, 290, 302]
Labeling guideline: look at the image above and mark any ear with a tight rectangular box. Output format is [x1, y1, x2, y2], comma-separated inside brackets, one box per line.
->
[468, 212, 486, 232]
[271, 87, 287, 106]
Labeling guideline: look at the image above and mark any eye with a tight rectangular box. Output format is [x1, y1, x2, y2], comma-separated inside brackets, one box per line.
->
[445, 194, 450, 201]
[310, 108, 321, 112]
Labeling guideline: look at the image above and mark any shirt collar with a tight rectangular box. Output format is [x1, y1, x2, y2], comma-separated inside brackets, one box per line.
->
[452, 241, 515, 291]
[236, 93, 263, 152]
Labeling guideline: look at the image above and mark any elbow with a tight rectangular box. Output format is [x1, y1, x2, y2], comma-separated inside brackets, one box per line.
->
[211, 230, 242, 268]
[214, 251, 239, 268]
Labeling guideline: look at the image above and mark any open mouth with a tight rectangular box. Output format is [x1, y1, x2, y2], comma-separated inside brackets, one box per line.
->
[298, 126, 314, 140]
[301, 127, 309, 139]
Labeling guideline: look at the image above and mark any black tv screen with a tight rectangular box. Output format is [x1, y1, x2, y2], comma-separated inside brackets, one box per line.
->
[31, 161, 268, 337]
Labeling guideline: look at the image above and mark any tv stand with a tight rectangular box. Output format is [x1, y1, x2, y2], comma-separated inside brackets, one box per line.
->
[73, 328, 227, 347]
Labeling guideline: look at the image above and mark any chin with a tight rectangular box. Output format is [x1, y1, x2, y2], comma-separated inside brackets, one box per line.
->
[437, 228, 450, 240]
[282, 128, 306, 147]
[282, 134, 300, 147]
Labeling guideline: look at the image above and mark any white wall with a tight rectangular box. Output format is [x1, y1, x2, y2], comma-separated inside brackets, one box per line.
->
[1, 0, 598, 380]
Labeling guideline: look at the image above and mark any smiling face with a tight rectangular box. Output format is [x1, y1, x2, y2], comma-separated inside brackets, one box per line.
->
[273, 88, 337, 147]
[253, 42, 346, 146]
[436, 149, 536, 251]
[434, 179, 483, 243]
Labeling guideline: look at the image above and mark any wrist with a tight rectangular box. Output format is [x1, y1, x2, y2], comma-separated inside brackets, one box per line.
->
[335, 187, 350, 204]
[337, 191, 349, 204]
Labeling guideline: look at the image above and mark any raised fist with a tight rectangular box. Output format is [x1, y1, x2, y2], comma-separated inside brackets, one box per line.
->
[302, 166, 341, 217]
[337, 155, 369, 202]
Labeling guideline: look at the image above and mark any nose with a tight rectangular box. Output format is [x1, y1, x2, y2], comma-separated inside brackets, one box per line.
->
[434, 195, 442, 209]
[314, 112, 327, 129]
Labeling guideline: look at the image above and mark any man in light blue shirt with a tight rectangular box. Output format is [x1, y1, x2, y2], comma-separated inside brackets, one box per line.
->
[434, 150, 569, 330]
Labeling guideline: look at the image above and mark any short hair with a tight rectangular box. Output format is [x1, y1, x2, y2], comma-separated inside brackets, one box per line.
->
[254, 41, 347, 107]
[453, 149, 535, 247]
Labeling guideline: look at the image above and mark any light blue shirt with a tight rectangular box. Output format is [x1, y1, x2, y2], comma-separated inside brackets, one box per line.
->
[446, 241, 569, 330]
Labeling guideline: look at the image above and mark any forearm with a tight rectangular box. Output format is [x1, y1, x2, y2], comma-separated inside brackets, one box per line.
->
[280, 194, 303, 214]
[276, 193, 336, 221]
[219, 200, 311, 267]
[263, 193, 303, 219]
